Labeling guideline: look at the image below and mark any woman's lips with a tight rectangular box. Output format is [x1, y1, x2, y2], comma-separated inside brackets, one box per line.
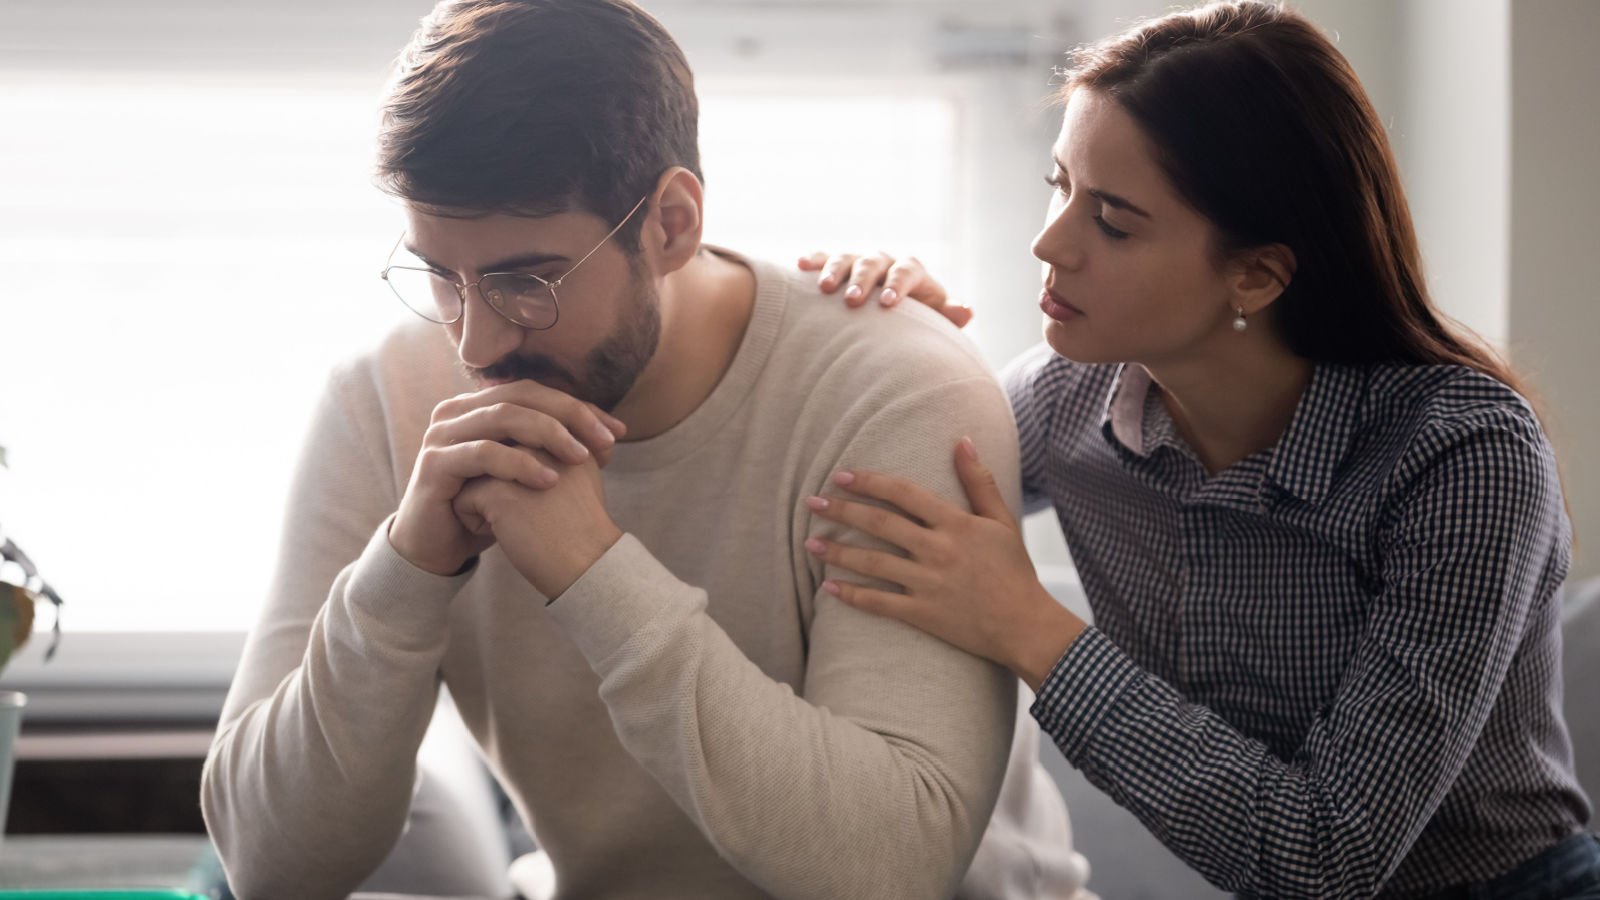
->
[1039, 288, 1084, 322]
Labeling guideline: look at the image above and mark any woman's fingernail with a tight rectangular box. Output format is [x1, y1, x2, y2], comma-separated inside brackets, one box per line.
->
[806, 496, 830, 511]
[959, 436, 977, 458]
[880, 289, 898, 305]
[819, 276, 835, 290]
[822, 580, 842, 596]
[805, 538, 826, 554]
[845, 284, 863, 301]
[832, 471, 856, 486]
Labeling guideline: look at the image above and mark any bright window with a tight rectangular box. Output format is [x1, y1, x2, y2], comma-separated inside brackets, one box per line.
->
[0, 74, 961, 632]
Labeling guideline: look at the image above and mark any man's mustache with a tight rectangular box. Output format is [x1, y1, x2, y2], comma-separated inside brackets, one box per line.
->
[470, 354, 578, 386]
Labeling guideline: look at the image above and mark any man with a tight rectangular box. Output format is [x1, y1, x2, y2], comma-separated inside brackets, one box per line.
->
[201, 1, 1086, 897]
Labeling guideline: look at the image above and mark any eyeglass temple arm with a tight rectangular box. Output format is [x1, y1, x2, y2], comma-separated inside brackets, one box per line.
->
[553, 193, 651, 288]
[381, 233, 404, 278]
[381, 192, 648, 289]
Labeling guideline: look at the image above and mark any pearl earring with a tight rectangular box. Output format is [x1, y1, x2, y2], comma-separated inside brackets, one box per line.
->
[1232, 306, 1248, 332]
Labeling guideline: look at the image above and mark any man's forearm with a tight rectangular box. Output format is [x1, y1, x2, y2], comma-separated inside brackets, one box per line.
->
[202, 527, 460, 899]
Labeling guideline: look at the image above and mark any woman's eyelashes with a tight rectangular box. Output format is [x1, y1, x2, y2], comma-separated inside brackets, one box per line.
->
[1094, 216, 1130, 240]
[1044, 172, 1131, 241]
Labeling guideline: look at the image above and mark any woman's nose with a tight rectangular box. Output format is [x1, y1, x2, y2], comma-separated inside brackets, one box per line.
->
[1031, 203, 1086, 272]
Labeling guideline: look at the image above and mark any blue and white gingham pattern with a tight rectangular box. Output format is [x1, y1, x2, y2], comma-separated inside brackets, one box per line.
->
[1007, 343, 1591, 899]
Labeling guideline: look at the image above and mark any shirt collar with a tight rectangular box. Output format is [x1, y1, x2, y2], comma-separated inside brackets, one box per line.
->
[1264, 363, 1367, 506]
[1101, 364, 1150, 455]
[1100, 364, 1186, 459]
[1101, 361, 1367, 506]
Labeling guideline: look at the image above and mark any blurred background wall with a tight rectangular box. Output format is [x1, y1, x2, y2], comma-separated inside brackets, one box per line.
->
[2, 1, 1596, 894]
[1, 0, 1596, 623]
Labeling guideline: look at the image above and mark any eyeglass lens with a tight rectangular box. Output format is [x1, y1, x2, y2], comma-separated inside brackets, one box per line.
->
[385, 269, 559, 329]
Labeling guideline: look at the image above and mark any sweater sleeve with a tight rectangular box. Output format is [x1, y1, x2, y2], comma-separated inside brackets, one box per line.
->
[544, 375, 1020, 900]
[200, 366, 474, 900]
[1029, 413, 1570, 898]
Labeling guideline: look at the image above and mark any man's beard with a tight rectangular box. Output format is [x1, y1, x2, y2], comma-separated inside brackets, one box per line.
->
[468, 271, 662, 413]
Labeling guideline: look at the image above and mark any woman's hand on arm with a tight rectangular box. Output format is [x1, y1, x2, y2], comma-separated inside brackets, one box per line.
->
[798, 251, 974, 328]
[804, 437, 1084, 690]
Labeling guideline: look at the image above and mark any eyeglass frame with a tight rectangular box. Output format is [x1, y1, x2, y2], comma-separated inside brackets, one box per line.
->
[380, 193, 651, 331]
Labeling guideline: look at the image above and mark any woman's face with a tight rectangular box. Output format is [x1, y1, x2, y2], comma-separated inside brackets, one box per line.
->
[1032, 89, 1240, 366]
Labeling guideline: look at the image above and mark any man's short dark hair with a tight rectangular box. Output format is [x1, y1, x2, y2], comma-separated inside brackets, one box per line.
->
[376, 0, 701, 248]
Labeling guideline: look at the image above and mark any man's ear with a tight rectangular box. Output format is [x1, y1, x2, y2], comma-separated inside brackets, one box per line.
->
[1228, 242, 1297, 315]
[639, 166, 703, 276]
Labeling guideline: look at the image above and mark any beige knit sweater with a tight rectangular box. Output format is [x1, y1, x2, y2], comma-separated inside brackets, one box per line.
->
[202, 253, 1087, 899]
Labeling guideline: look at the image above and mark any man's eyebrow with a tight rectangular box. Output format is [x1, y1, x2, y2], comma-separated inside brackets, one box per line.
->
[1051, 155, 1153, 220]
[401, 244, 570, 276]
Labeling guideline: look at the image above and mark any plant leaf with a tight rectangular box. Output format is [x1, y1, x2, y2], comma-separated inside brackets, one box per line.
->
[0, 581, 31, 671]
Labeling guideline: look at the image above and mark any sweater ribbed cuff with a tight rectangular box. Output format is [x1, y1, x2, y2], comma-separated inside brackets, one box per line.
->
[343, 514, 475, 648]
[544, 533, 700, 668]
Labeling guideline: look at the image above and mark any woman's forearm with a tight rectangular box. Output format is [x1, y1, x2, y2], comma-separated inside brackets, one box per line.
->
[1009, 588, 1087, 693]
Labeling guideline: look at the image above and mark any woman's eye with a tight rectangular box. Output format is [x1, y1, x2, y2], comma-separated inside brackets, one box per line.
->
[1045, 173, 1127, 239]
[1094, 215, 1130, 240]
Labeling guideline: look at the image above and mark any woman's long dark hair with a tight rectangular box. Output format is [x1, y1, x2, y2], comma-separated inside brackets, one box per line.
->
[1065, 1, 1522, 391]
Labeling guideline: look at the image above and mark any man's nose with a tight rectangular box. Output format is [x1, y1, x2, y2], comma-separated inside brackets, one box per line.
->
[456, 283, 524, 371]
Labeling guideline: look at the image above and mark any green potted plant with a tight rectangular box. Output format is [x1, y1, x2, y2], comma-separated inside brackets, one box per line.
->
[0, 442, 65, 840]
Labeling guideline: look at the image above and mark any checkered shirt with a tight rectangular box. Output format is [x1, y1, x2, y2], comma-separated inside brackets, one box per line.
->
[1006, 344, 1591, 898]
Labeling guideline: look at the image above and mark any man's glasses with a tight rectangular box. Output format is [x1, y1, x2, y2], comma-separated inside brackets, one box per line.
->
[380, 194, 650, 331]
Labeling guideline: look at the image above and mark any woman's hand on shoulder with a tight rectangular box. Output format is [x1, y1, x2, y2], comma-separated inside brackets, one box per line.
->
[803, 439, 1084, 691]
[798, 251, 973, 329]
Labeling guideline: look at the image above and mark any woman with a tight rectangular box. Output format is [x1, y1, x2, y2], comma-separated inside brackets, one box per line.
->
[798, 2, 1598, 897]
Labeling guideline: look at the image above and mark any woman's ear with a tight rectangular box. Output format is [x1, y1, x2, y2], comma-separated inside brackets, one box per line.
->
[1229, 242, 1297, 315]
[639, 166, 703, 276]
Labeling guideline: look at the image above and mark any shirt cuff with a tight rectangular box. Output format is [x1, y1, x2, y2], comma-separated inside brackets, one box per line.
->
[544, 533, 702, 668]
[1028, 626, 1146, 763]
[343, 513, 476, 648]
